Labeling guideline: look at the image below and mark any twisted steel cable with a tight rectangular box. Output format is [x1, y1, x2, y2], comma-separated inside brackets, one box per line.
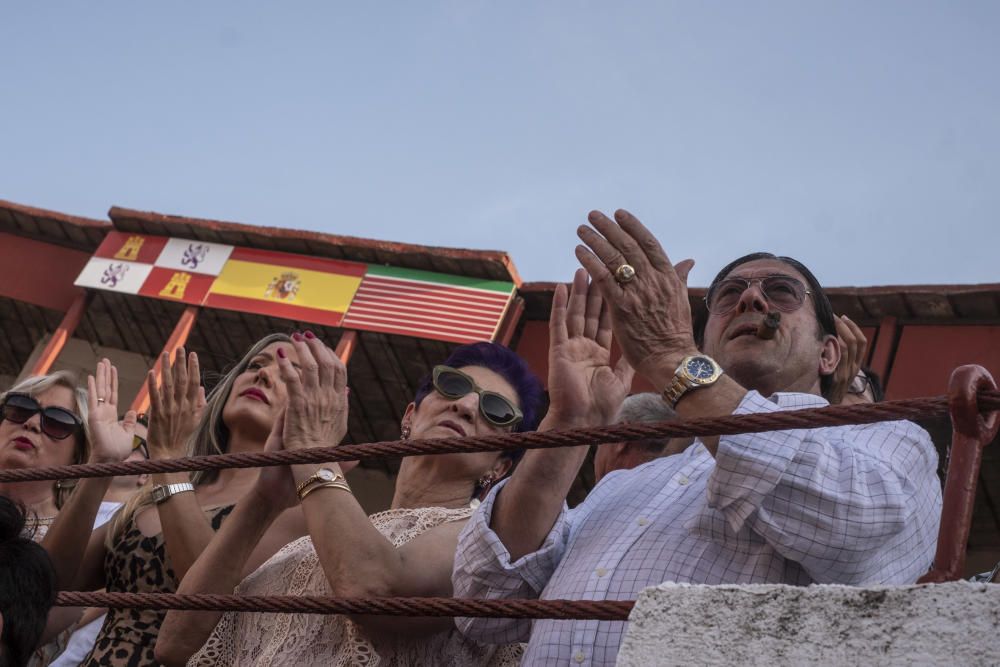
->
[55, 591, 633, 620]
[3, 390, 999, 483]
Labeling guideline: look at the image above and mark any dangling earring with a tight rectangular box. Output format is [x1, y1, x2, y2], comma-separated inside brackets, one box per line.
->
[400, 424, 411, 440]
[469, 473, 496, 509]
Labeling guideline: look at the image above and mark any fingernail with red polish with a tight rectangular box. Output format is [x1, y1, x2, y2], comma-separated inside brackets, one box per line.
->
[304, 330, 315, 340]
[277, 348, 286, 359]
[292, 333, 303, 342]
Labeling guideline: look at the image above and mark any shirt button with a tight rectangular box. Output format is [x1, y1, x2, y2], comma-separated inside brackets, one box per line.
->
[637, 517, 649, 526]
[678, 476, 690, 486]
[595, 567, 607, 577]
[574, 652, 585, 663]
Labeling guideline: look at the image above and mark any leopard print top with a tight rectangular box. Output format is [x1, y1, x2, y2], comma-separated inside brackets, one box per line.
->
[82, 504, 234, 666]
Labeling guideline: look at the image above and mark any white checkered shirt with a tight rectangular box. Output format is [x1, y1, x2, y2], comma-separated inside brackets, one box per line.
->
[452, 391, 942, 666]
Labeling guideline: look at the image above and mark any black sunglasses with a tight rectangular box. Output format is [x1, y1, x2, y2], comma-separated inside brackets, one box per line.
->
[132, 434, 150, 458]
[0, 392, 83, 441]
[432, 366, 523, 428]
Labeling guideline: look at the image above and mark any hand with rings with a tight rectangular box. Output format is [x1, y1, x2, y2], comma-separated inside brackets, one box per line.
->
[575, 209, 700, 381]
[87, 358, 137, 464]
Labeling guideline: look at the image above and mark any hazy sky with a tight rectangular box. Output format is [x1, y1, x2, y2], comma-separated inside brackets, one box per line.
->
[2, 2, 997, 287]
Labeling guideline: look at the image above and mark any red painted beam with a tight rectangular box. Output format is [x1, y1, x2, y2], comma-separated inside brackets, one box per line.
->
[130, 306, 200, 414]
[868, 316, 898, 383]
[494, 296, 525, 347]
[334, 330, 358, 365]
[0, 232, 90, 311]
[29, 292, 92, 376]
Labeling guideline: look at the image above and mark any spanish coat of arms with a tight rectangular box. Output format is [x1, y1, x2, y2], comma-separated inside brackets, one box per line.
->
[264, 272, 301, 301]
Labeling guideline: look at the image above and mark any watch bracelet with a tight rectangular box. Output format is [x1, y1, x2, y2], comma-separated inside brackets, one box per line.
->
[298, 480, 353, 501]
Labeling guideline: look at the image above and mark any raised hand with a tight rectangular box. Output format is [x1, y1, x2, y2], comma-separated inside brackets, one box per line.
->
[252, 411, 298, 510]
[146, 347, 207, 459]
[575, 209, 699, 385]
[827, 315, 869, 404]
[87, 358, 136, 463]
[275, 332, 350, 452]
[546, 269, 634, 427]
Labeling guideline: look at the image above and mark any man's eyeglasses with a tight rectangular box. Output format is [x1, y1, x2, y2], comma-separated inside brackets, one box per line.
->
[848, 371, 872, 397]
[0, 392, 82, 441]
[705, 275, 812, 316]
[432, 366, 523, 428]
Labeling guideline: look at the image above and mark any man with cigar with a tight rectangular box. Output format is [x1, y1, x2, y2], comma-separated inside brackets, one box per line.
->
[453, 210, 942, 665]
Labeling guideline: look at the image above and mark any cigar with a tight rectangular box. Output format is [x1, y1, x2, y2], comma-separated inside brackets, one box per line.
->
[757, 312, 781, 339]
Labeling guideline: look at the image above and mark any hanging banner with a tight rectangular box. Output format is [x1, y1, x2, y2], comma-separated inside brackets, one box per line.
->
[203, 247, 366, 327]
[342, 265, 515, 344]
[75, 232, 516, 342]
[75, 232, 233, 305]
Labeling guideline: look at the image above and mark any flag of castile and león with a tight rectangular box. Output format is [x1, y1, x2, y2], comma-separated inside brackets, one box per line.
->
[73, 232, 233, 304]
[342, 265, 516, 344]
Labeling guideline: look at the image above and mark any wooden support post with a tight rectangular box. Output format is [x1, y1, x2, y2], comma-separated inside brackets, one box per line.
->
[335, 330, 358, 365]
[494, 296, 526, 347]
[868, 316, 898, 382]
[29, 291, 91, 376]
[130, 306, 199, 414]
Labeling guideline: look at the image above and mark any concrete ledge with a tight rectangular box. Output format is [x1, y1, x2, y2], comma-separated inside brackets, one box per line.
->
[616, 582, 1000, 666]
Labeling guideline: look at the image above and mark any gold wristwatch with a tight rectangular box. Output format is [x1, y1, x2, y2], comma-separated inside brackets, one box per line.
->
[295, 468, 345, 498]
[661, 355, 724, 408]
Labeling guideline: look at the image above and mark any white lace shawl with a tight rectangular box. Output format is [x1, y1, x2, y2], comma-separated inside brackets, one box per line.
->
[188, 506, 522, 667]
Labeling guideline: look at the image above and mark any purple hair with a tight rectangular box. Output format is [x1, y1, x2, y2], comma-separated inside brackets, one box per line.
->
[412, 342, 545, 433]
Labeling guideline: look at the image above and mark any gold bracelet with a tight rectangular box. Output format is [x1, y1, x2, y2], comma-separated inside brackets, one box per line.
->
[298, 480, 353, 501]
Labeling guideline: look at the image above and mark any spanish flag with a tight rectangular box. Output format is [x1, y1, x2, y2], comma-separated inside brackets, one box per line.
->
[204, 247, 366, 327]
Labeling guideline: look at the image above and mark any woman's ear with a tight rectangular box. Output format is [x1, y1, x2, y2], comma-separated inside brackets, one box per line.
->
[400, 402, 416, 436]
[818, 334, 841, 378]
[489, 454, 515, 481]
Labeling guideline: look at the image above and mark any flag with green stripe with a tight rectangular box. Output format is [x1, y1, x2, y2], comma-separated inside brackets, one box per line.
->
[342, 265, 516, 343]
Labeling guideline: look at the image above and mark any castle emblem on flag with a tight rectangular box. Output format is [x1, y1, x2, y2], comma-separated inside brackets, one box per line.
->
[100, 263, 129, 288]
[114, 236, 145, 261]
[181, 243, 210, 270]
[265, 272, 301, 301]
[159, 272, 192, 299]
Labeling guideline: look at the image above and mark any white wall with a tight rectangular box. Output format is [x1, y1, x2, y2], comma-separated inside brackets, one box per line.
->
[617, 582, 1000, 666]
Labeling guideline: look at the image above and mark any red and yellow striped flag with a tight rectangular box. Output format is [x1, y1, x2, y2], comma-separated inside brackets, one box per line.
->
[204, 247, 366, 327]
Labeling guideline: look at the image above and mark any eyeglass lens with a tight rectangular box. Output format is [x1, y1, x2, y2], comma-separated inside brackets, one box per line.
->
[708, 276, 806, 314]
[1, 394, 81, 440]
[433, 369, 520, 426]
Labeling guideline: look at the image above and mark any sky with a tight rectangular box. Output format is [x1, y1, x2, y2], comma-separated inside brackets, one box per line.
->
[2, 2, 998, 287]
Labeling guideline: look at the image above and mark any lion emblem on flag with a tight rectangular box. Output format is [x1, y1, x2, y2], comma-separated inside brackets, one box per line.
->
[265, 272, 301, 301]
[181, 243, 210, 270]
[100, 263, 129, 288]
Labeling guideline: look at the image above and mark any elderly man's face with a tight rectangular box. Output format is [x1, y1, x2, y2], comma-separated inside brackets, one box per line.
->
[702, 259, 838, 396]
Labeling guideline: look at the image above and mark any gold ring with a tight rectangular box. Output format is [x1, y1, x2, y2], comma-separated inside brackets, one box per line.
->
[614, 263, 637, 284]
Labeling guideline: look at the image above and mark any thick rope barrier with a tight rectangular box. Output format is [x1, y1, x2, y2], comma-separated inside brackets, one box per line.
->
[55, 591, 633, 620]
[4, 390, 1000, 483]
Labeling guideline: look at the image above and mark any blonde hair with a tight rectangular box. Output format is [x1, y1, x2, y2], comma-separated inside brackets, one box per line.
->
[1, 371, 90, 509]
[108, 333, 292, 543]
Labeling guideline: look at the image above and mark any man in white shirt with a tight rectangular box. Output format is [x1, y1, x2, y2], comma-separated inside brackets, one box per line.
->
[452, 210, 942, 665]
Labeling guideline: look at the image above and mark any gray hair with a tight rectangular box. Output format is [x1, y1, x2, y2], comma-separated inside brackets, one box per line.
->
[2, 371, 90, 509]
[615, 392, 677, 456]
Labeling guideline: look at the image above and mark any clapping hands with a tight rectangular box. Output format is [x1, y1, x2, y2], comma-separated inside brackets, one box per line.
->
[546, 270, 634, 428]
[86, 358, 136, 464]
[147, 348, 207, 460]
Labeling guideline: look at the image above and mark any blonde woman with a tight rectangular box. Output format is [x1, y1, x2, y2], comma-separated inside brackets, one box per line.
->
[0, 371, 91, 537]
[156, 335, 545, 667]
[42, 334, 314, 665]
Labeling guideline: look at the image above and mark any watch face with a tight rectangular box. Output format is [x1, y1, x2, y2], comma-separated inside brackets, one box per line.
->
[317, 469, 335, 481]
[686, 356, 717, 381]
